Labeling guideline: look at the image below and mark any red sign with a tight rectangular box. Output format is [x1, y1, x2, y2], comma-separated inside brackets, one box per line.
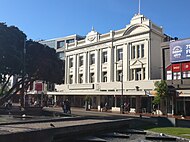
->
[35, 83, 43, 91]
[172, 64, 181, 72]
[166, 65, 171, 71]
[182, 62, 190, 71]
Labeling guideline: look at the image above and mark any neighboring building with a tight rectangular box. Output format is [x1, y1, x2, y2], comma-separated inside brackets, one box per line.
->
[47, 13, 169, 113]
[39, 35, 85, 60]
[161, 38, 190, 116]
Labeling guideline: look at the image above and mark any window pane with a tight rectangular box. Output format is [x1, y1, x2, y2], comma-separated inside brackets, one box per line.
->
[141, 44, 144, 58]
[70, 75, 73, 84]
[137, 45, 140, 58]
[79, 56, 83, 66]
[102, 72, 107, 82]
[102, 51, 107, 63]
[90, 54, 95, 64]
[69, 58, 73, 67]
[117, 49, 123, 61]
[57, 41, 65, 49]
[132, 46, 135, 59]
[79, 74, 83, 83]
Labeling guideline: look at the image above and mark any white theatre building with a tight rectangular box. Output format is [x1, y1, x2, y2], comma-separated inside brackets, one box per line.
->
[47, 14, 168, 113]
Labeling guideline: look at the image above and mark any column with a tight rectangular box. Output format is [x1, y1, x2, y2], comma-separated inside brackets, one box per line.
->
[66, 56, 70, 84]
[108, 47, 113, 82]
[87, 52, 90, 83]
[54, 95, 57, 105]
[83, 52, 87, 83]
[114, 95, 117, 107]
[97, 96, 101, 111]
[133, 69, 136, 80]
[141, 67, 144, 80]
[123, 43, 128, 82]
[64, 56, 68, 84]
[127, 43, 131, 81]
[114, 46, 117, 81]
[95, 49, 100, 83]
[146, 39, 150, 80]
[136, 96, 141, 113]
[73, 54, 77, 83]
[99, 49, 102, 82]
[76, 54, 79, 83]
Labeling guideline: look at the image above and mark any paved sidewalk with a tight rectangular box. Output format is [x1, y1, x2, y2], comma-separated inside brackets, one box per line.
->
[43, 106, 142, 119]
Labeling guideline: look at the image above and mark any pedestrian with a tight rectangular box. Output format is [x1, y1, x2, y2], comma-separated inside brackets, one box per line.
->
[124, 102, 129, 112]
[105, 102, 108, 111]
[61, 100, 67, 113]
[65, 99, 71, 114]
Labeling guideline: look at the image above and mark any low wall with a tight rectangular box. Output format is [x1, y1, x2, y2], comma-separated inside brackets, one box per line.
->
[0, 118, 131, 142]
[152, 116, 190, 128]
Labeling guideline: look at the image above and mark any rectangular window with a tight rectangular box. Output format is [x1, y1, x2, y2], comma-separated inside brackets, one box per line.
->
[79, 74, 83, 83]
[57, 52, 64, 59]
[173, 72, 181, 80]
[136, 68, 142, 80]
[183, 71, 190, 78]
[117, 48, 123, 61]
[141, 44, 144, 58]
[137, 45, 140, 58]
[90, 73, 95, 83]
[79, 56, 83, 66]
[117, 70, 122, 82]
[90, 54, 95, 65]
[182, 62, 190, 79]
[102, 51, 107, 63]
[66, 39, 74, 44]
[102, 72, 107, 82]
[69, 75, 73, 84]
[69, 58, 73, 68]
[130, 69, 134, 81]
[57, 41, 65, 49]
[143, 68, 145, 80]
[132, 46, 135, 59]
[167, 71, 172, 80]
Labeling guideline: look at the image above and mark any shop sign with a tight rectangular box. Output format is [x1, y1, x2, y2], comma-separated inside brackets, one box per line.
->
[170, 39, 190, 63]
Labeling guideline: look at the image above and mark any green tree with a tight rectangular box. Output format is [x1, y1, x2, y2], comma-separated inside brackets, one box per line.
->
[0, 22, 26, 97]
[153, 80, 168, 114]
[0, 23, 64, 106]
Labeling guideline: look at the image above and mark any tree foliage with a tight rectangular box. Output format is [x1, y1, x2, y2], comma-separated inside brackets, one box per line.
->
[0, 23, 64, 106]
[153, 80, 168, 105]
[0, 23, 26, 96]
[26, 40, 64, 84]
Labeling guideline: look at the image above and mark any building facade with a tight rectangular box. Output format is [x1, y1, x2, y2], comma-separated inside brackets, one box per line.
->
[46, 14, 168, 113]
[161, 38, 190, 116]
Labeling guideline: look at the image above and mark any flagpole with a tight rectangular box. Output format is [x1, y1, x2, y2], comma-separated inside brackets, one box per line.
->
[138, 0, 141, 14]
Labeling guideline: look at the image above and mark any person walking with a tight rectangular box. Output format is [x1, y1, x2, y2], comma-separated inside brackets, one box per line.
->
[65, 99, 71, 114]
[61, 100, 67, 113]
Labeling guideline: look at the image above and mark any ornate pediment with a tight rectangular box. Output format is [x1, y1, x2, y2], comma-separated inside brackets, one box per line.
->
[130, 59, 144, 67]
[123, 24, 150, 36]
[85, 27, 100, 44]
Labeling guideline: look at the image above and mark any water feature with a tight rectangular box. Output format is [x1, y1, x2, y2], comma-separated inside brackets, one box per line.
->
[66, 129, 190, 142]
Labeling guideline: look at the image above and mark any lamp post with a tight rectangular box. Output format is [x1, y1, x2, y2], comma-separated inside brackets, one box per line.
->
[116, 59, 124, 114]
[21, 37, 26, 107]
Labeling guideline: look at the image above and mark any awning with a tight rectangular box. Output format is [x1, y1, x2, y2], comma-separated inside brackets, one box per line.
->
[176, 90, 190, 97]
[145, 90, 157, 96]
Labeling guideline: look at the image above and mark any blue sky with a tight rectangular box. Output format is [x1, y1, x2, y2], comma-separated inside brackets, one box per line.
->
[0, 0, 189, 40]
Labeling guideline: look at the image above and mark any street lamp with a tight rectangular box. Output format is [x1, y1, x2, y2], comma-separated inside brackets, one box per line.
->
[115, 59, 124, 114]
[21, 37, 26, 108]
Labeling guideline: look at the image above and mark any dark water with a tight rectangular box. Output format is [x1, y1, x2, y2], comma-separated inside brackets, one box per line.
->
[64, 130, 190, 142]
